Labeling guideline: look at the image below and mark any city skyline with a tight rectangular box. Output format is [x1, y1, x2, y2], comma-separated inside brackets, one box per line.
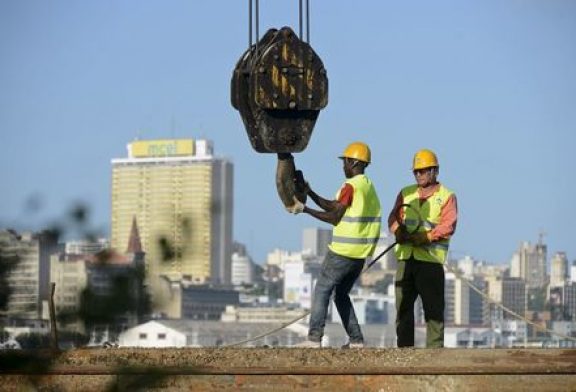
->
[1, 1, 575, 265]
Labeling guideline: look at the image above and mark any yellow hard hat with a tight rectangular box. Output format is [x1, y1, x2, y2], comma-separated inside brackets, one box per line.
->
[412, 149, 439, 170]
[340, 142, 371, 163]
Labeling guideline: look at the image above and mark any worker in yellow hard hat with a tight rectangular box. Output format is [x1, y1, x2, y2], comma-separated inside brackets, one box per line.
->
[388, 148, 458, 348]
[288, 141, 382, 348]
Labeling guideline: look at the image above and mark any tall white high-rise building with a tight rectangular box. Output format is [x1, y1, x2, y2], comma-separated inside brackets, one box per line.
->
[448, 271, 488, 327]
[511, 240, 547, 289]
[457, 255, 475, 279]
[444, 272, 457, 325]
[550, 252, 568, 288]
[231, 243, 254, 286]
[510, 253, 521, 278]
[450, 274, 471, 325]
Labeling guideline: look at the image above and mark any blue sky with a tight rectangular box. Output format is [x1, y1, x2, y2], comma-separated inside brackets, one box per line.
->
[1, 1, 575, 265]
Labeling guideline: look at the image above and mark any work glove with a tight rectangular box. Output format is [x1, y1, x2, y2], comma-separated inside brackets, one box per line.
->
[409, 232, 431, 246]
[294, 170, 311, 195]
[394, 226, 410, 244]
[286, 196, 305, 215]
[302, 180, 311, 195]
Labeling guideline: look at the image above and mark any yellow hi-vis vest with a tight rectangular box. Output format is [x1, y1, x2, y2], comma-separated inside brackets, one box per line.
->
[394, 184, 454, 264]
[328, 174, 381, 259]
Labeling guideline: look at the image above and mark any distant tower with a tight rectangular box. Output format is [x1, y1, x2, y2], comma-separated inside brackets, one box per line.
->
[457, 255, 475, 279]
[486, 276, 527, 321]
[550, 252, 568, 288]
[447, 270, 487, 327]
[231, 252, 254, 286]
[302, 227, 332, 257]
[110, 139, 234, 302]
[509, 252, 521, 278]
[444, 272, 458, 325]
[515, 238, 547, 289]
[126, 216, 143, 253]
[0, 230, 61, 319]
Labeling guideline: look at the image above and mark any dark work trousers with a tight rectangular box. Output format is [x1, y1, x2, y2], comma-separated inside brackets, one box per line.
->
[395, 257, 445, 348]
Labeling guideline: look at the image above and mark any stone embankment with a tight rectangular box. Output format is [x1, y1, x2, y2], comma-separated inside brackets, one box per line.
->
[1, 347, 575, 390]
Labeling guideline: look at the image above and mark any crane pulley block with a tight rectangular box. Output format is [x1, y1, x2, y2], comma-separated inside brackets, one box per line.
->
[231, 26, 328, 153]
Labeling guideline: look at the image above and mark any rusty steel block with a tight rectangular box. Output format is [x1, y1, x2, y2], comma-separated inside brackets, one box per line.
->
[231, 27, 328, 153]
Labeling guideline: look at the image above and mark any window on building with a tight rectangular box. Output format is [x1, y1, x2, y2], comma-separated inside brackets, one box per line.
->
[139, 333, 147, 339]
[158, 333, 166, 340]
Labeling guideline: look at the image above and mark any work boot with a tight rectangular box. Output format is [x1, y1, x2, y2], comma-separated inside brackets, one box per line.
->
[341, 342, 364, 349]
[295, 339, 321, 348]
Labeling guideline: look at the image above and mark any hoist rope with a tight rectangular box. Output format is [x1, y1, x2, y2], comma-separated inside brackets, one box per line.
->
[226, 198, 576, 347]
[224, 204, 415, 347]
[227, 261, 576, 347]
[444, 262, 576, 343]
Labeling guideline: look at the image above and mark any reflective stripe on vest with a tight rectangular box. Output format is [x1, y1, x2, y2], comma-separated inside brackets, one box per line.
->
[394, 184, 453, 264]
[328, 174, 381, 259]
[340, 216, 381, 223]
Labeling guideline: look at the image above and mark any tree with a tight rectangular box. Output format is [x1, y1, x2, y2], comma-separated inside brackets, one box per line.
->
[15, 333, 51, 349]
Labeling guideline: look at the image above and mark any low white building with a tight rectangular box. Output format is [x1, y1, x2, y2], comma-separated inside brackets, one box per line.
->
[443, 327, 493, 348]
[119, 320, 187, 347]
[118, 319, 303, 348]
[3, 319, 50, 339]
[221, 305, 306, 323]
[330, 288, 395, 325]
[548, 320, 576, 348]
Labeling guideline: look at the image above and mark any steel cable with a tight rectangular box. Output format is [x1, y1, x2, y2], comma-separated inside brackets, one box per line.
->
[224, 204, 416, 347]
[226, 201, 576, 347]
[444, 262, 576, 343]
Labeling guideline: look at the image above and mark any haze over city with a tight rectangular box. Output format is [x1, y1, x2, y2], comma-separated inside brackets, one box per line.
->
[1, 1, 575, 265]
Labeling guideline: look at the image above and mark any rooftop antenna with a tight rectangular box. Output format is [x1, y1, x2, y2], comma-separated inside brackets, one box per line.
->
[171, 116, 176, 139]
[538, 230, 547, 245]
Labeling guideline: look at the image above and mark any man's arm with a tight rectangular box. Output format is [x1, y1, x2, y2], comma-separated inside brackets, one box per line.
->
[303, 202, 347, 226]
[409, 193, 458, 245]
[428, 194, 458, 241]
[388, 192, 404, 235]
[298, 183, 352, 226]
[307, 188, 339, 212]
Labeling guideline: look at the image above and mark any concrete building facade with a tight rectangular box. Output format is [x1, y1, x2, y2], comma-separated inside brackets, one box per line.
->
[231, 243, 254, 286]
[50, 253, 88, 330]
[0, 230, 58, 319]
[301, 227, 331, 258]
[550, 252, 569, 288]
[487, 277, 527, 321]
[111, 138, 233, 310]
[65, 239, 109, 255]
[511, 240, 547, 289]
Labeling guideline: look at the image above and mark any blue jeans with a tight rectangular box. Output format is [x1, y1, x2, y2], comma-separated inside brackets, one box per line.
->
[308, 250, 365, 343]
